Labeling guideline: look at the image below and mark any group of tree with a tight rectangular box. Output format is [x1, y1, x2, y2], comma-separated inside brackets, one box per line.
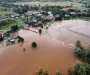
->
[14, 5, 29, 14]
[68, 61, 90, 75]
[24, 13, 52, 27]
[34, 68, 62, 75]
[75, 40, 90, 64]
[27, 61, 90, 75]
[16, 35, 24, 43]
[66, 40, 90, 75]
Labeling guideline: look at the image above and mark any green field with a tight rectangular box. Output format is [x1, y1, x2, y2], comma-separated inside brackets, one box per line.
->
[0, 6, 17, 17]
[14, 1, 85, 7]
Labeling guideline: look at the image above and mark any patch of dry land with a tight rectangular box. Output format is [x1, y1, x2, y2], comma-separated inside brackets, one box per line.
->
[0, 19, 90, 75]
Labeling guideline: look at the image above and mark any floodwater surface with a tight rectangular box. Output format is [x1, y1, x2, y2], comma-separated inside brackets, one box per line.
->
[0, 19, 89, 75]
[0, 30, 78, 75]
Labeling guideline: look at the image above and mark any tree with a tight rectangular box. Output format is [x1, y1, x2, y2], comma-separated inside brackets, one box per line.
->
[14, 5, 29, 14]
[0, 36, 4, 42]
[75, 41, 90, 64]
[55, 71, 62, 75]
[17, 35, 24, 43]
[87, 9, 90, 16]
[75, 40, 83, 49]
[11, 25, 18, 32]
[36, 68, 50, 75]
[68, 61, 90, 75]
[31, 42, 37, 48]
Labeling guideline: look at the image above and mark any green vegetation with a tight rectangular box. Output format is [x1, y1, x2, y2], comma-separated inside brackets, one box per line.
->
[0, 19, 23, 30]
[0, 6, 17, 17]
[14, 5, 29, 14]
[0, 36, 4, 42]
[68, 61, 90, 75]
[11, 25, 18, 32]
[75, 40, 90, 64]
[0, 18, 15, 28]
[14, 1, 85, 7]
[27, 68, 62, 75]
[24, 14, 52, 27]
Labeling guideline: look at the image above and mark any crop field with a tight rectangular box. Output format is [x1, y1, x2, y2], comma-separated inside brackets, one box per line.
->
[14, 1, 85, 7]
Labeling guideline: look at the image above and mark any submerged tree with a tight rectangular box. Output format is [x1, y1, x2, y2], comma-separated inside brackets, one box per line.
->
[31, 42, 37, 48]
[75, 40, 83, 49]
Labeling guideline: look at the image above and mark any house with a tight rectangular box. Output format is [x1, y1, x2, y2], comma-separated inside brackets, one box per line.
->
[0, 18, 6, 23]
[0, 32, 3, 38]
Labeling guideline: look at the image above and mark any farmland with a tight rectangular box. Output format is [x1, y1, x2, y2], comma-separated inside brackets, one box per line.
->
[14, 1, 85, 7]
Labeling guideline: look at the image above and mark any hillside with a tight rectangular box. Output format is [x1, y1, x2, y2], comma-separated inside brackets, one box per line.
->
[0, 0, 89, 2]
[0, 0, 84, 2]
[0, 0, 38, 2]
[0, 0, 90, 3]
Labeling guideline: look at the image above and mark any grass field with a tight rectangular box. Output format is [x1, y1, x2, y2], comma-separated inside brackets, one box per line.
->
[0, 6, 17, 17]
[14, 1, 85, 7]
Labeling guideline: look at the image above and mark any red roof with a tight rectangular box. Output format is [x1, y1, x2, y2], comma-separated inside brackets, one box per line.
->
[0, 32, 3, 35]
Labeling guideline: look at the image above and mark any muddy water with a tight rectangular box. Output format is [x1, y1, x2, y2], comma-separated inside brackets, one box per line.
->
[48, 20, 90, 48]
[0, 30, 79, 75]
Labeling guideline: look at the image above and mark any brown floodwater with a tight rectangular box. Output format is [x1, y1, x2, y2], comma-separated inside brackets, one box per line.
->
[48, 19, 90, 48]
[0, 29, 79, 75]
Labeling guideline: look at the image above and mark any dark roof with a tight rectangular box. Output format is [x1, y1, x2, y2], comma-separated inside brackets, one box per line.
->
[0, 18, 6, 23]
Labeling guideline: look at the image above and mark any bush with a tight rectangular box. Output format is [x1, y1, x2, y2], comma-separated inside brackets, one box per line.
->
[31, 42, 37, 48]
